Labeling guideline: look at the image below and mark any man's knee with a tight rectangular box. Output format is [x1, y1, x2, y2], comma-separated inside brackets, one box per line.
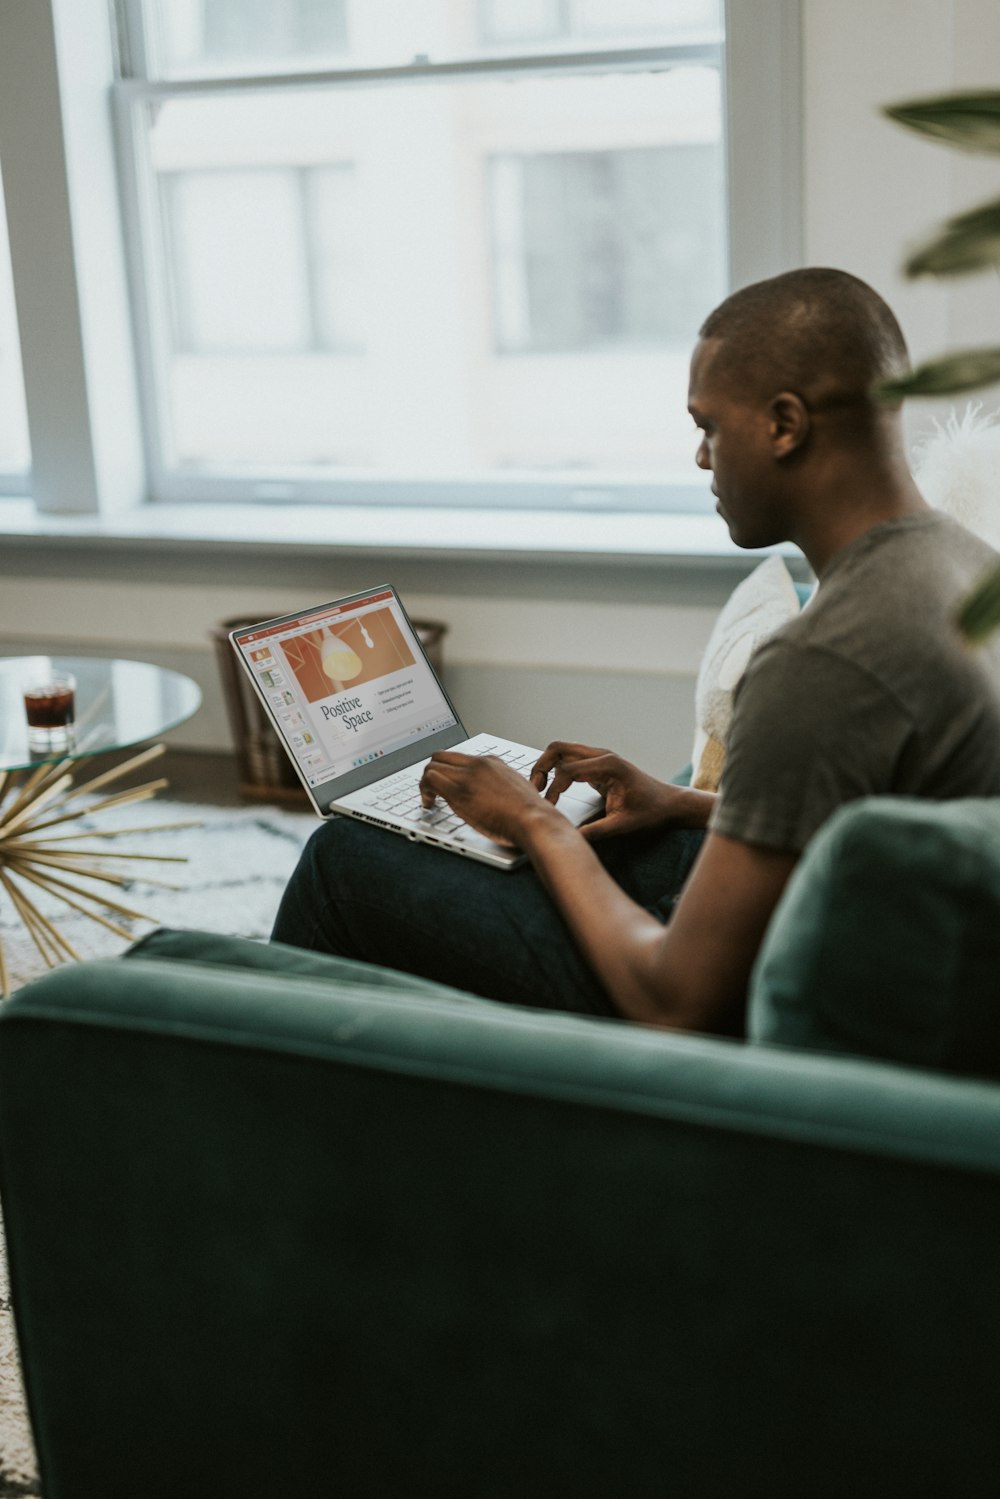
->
[274, 816, 465, 950]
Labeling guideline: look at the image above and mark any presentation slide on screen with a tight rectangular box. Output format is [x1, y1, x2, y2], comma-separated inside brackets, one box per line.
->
[237, 594, 455, 786]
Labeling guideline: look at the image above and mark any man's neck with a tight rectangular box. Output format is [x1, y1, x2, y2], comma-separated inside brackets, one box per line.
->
[793, 457, 930, 578]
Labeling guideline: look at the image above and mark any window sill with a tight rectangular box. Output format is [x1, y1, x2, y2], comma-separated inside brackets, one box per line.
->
[0, 497, 797, 569]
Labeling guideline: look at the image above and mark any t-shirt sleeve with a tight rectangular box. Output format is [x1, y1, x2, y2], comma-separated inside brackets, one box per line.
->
[709, 638, 916, 853]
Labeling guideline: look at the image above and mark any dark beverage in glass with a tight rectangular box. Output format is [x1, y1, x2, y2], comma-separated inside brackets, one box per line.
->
[23, 673, 76, 753]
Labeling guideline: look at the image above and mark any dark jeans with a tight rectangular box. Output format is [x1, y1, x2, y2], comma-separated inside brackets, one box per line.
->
[271, 817, 705, 1019]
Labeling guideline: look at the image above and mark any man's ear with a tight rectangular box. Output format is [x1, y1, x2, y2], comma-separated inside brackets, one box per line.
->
[768, 392, 809, 458]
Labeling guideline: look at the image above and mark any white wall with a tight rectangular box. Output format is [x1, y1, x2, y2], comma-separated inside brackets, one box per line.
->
[803, 0, 1000, 448]
[2, 0, 998, 775]
[0, 541, 746, 779]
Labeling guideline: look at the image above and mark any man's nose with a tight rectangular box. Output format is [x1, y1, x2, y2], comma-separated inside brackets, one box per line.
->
[695, 437, 710, 470]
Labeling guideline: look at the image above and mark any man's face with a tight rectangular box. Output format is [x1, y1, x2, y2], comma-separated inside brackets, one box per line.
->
[687, 338, 786, 550]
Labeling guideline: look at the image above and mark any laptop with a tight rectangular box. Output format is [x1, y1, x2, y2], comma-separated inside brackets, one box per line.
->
[229, 585, 603, 869]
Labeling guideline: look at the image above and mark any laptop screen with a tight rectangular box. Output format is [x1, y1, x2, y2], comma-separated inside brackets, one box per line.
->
[231, 586, 464, 810]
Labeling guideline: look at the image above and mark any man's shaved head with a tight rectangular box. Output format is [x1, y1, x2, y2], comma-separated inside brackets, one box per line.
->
[698, 268, 910, 413]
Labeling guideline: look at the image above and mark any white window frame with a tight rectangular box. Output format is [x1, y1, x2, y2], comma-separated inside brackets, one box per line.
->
[0, 0, 146, 517]
[0, 0, 801, 519]
[0, 165, 30, 496]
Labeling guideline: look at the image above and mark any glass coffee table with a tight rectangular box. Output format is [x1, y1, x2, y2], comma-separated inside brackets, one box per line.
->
[0, 656, 203, 996]
[1, 656, 202, 771]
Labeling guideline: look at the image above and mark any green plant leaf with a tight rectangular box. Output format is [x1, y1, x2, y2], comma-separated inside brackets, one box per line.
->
[905, 197, 1000, 276]
[884, 92, 1000, 153]
[875, 347, 1000, 401]
[957, 562, 1000, 643]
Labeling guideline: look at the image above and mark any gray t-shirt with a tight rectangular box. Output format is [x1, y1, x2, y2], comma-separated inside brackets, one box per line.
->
[711, 511, 1000, 854]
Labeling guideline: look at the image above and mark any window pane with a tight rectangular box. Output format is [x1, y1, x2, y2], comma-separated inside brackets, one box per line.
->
[151, 0, 349, 76]
[0, 162, 30, 480]
[200, 0, 349, 61]
[489, 145, 723, 353]
[138, 64, 723, 481]
[139, 0, 721, 78]
[160, 166, 362, 355]
[305, 167, 365, 351]
[480, 0, 719, 45]
[479, 0, 565, 45]
[571, 0, 718, 39]
[163, 170, 313, 353]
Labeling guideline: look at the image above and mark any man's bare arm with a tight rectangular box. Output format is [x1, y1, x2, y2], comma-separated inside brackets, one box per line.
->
[419, 753, 797, 1034]
[519, 813, 797, 1034]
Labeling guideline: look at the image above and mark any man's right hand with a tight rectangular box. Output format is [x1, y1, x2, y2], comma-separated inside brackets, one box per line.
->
[530, 741, 715, 841]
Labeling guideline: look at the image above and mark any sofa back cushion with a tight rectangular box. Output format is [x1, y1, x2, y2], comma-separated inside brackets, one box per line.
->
[748, 796, 1000, 1079]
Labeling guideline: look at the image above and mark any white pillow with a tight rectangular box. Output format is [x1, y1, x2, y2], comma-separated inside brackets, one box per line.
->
[691, 554, 801, 790]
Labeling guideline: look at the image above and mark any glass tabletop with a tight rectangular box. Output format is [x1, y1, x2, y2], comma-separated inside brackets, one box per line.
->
[0, 656, 203, 772]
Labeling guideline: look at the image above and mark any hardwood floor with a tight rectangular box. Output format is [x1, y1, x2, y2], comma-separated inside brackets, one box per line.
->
[157, 749, 248, 807]
[159, 748, 310, 811]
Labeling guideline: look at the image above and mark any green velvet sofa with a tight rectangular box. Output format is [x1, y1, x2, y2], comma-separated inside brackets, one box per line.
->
[2, 794, 1000, 1497]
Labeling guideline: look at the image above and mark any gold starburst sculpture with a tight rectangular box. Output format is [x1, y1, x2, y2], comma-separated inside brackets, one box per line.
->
[0, 743, 202, 998]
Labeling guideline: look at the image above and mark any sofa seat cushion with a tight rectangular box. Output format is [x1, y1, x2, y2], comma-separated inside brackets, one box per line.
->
[748, 796, 1000, 1079]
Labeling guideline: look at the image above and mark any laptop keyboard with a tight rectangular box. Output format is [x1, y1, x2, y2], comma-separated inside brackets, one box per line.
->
[360, 743, 535, 836]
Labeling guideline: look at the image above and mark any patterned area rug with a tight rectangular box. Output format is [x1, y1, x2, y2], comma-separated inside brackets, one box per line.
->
[0, 797, 316, 1495]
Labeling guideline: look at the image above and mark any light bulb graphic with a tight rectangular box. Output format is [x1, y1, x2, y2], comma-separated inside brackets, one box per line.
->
[320, 628, 363, 682]
[361, 623, 375, 650]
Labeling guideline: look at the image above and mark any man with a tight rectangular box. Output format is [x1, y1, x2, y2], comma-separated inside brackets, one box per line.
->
[273, 268, 1000, 1035]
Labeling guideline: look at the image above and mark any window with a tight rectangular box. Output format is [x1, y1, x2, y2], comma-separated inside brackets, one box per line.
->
[0, 161, 30, 493]
[0, 0, 797, 520]
[114, 0, 744, 507]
